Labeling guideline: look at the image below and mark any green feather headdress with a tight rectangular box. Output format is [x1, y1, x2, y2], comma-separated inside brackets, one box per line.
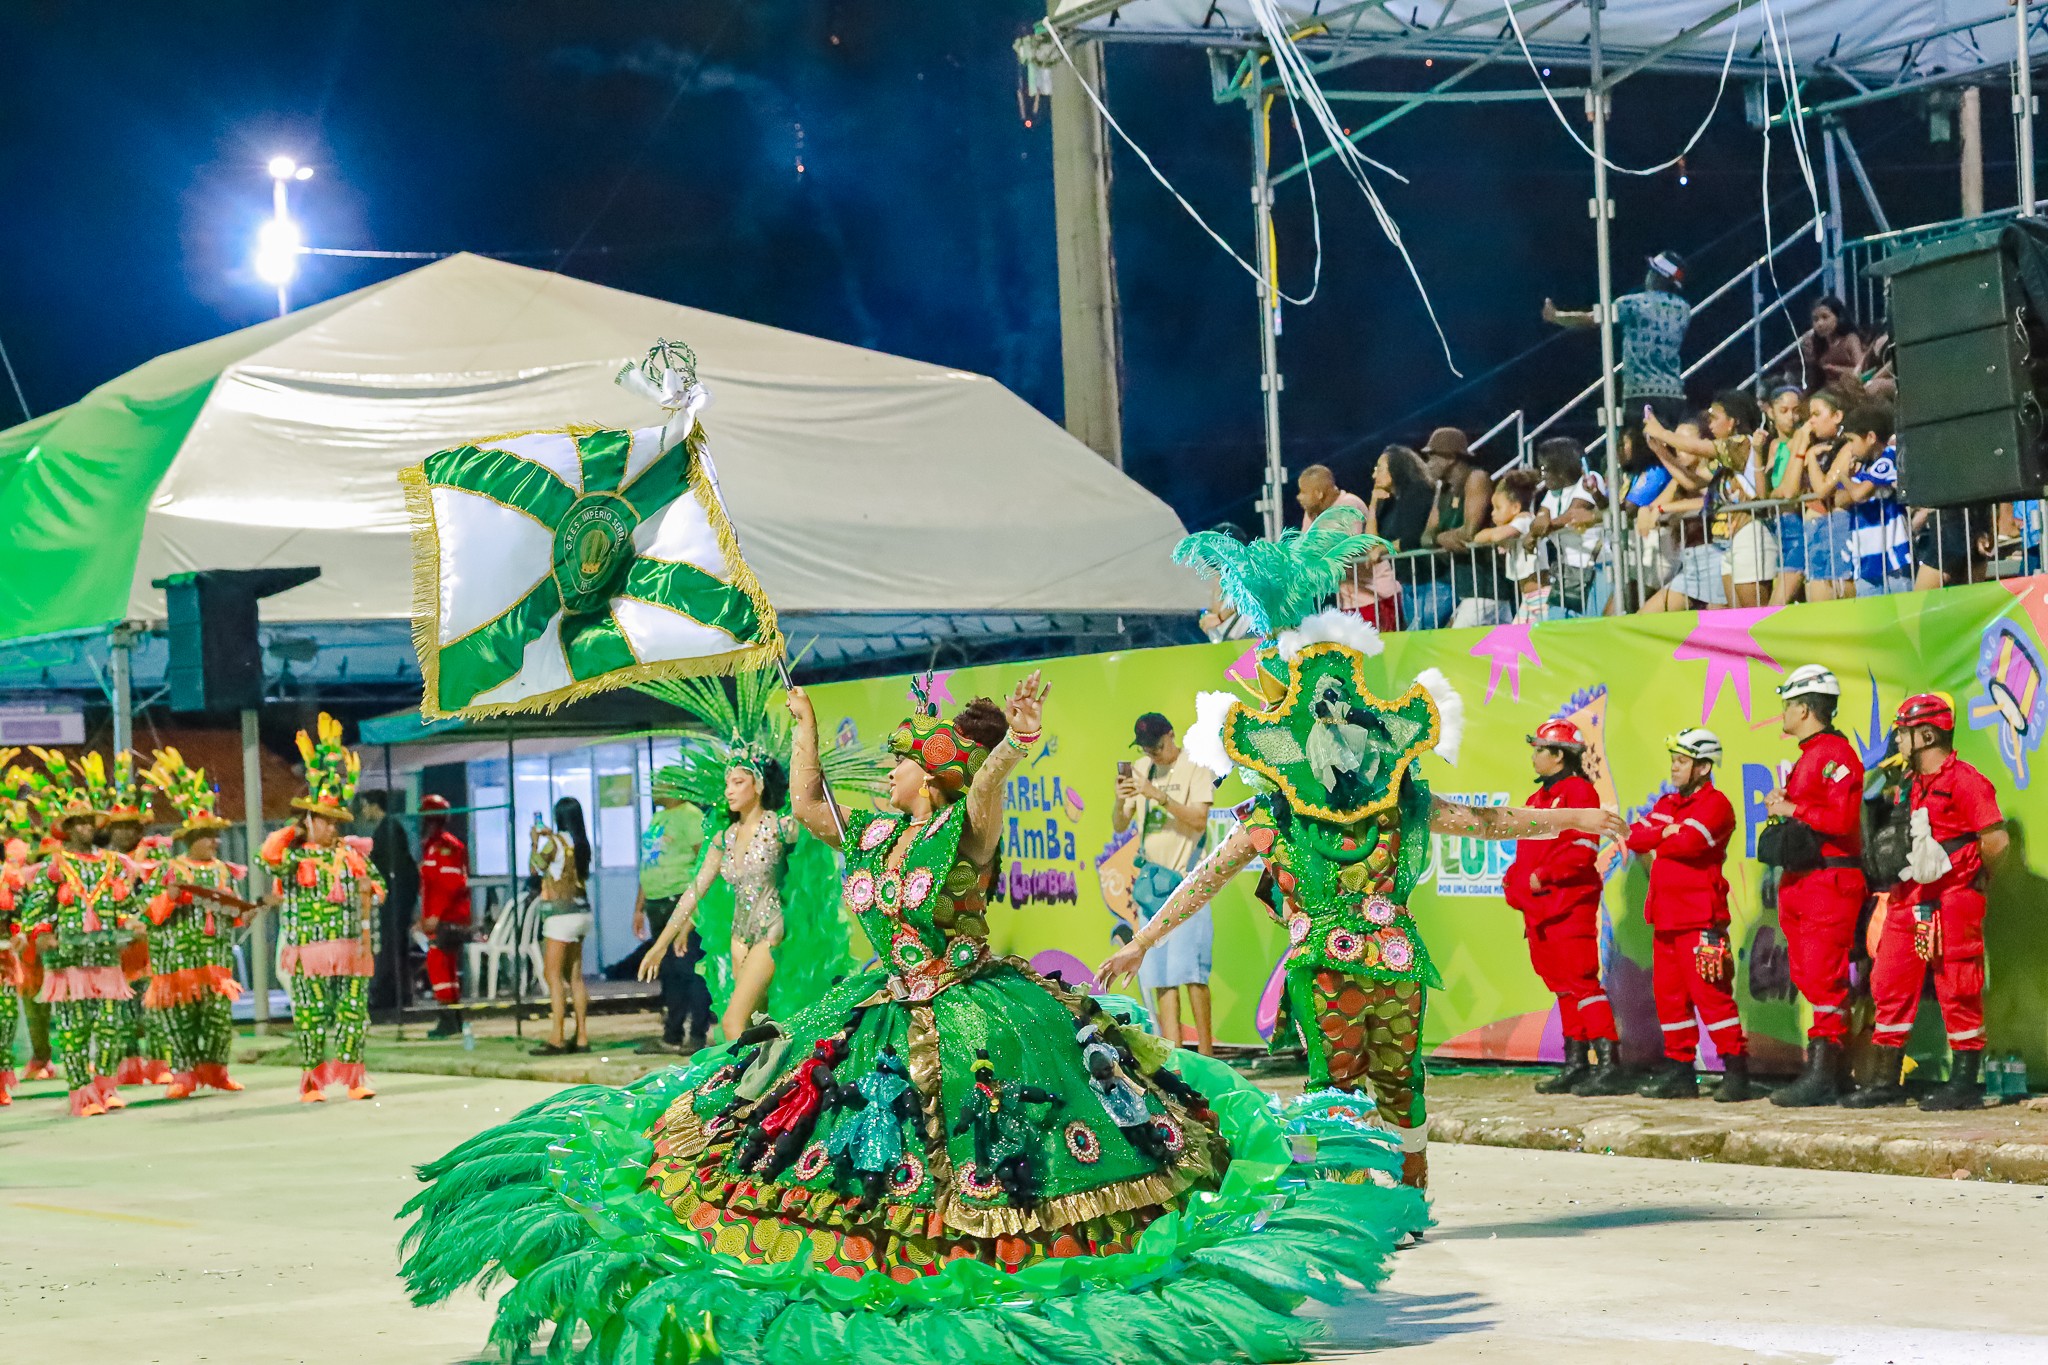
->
[1173, 526, 1388, 638]
[639, 669, 886, 813]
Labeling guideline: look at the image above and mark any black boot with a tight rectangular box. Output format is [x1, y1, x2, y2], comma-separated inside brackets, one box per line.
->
[1840, 1045, 1909, 1108]
[1714, 1053, 1756, 1102]
[1535, 1041, 1591, 1094]
[428, 1009, 462, 1038]
[1636, 1058, 1699, 1099]
[1770, 1039, 1841, 1108]
[1571, 1038, 1634, 1096]
[1918, 1051, 1985, 1112]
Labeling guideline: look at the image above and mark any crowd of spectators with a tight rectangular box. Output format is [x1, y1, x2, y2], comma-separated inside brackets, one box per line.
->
[1243, 287, 2040, 636]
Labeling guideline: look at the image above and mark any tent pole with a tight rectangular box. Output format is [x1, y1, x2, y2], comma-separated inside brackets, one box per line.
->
[1250, 91, 1286, 541]
[1048, 24, 1124, 466]
[1588, 0, 1625, 606]
[507, 722, 523, 1039]
[2019, 0, 2038, 216]
[1822, 126, 1846, 296]
[109, 623, 134, 758]
[242, 707, 271, 1034]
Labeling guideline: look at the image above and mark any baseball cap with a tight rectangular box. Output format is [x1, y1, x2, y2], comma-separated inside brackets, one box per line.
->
[1132, 713, 1174, 749]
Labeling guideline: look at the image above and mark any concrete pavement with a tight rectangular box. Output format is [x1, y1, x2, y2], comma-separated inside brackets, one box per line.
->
[2, 1065, 2045, 1364]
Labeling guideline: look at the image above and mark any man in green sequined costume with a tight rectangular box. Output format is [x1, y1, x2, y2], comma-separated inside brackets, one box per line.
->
[1101, 528, 1623, 1192]
[142, 749, 251, 1098]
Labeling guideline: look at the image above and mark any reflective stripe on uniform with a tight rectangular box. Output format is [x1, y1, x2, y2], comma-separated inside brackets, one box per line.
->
[1873, 1021, 1914, 1035]
[1682, 818, 1721, 844]
[1947, 1027, 1985, 1042]
[1660, 1019, 1695, 1032]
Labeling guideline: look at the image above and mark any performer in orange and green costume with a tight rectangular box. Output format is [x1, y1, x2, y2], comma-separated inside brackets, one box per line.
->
[142, 749, 250, 1099]
[260, 713, 385, 1102]
[1101, 527, 1624, 1195]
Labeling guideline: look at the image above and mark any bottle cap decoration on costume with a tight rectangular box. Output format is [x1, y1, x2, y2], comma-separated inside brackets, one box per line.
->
[1666, 728, 1724, 763]
[888, 712, 991, 794]
[1527, 719, 1587, 752]
[291, 713, 362, 821]
[143, 747, 233, 842]
[23, 746, 110, 826]
[1895, 692, 1956, 732]
[103, 750, 149, 826]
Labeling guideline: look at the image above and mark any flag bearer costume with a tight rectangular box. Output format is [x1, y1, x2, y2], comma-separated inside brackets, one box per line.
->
[260, 713, 385, 1102]
[142, 749, 248, 1098]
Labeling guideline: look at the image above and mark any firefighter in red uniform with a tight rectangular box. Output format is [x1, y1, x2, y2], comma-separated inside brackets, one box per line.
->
[1844, 694, 2007, 1111]
[416, 794, 471, 1038]
[1762, 665, 1867, 1107]
[1504, 720, 1628, 1096]
[1626, 728, 1754, 1101]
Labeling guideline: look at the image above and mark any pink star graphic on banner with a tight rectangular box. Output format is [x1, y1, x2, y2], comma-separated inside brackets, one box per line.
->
[910, 670, 956, 709]
[1673, 607, 1783, 721]
[1470, 623, 1542, 702]
[1225, 646, 1262, 686]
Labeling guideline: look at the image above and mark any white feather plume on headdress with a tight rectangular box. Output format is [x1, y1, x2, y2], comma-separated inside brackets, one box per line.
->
[1415, 667, 1464, 766]
[1185, 691, 1239, 780]
[1277, 607, 1385, 662]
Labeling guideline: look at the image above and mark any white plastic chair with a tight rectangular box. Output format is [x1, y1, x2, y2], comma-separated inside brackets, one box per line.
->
[468, 894, 547, 998]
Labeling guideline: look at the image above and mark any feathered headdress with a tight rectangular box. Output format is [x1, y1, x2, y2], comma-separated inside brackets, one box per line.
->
[1173, 526, 1387, 639]
[291, 713, 361, 821]
[0, 752, 31, 837]
[24, 747, 107, 825]
[642, 669, 886, 813]
[104, 750, 150, 825]
[144, 748, 232, 842]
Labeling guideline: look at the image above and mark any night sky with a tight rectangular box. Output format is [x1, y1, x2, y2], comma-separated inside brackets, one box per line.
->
[1, 3, 2009, 535]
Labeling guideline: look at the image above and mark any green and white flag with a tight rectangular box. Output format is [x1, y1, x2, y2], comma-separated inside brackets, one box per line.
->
[401, 342, 782, 719]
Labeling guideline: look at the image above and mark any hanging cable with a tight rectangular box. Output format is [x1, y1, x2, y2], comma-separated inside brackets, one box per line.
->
[1245, 0, 1461, 374]
[1756, 0, 1825, 365]
[0, 329, 28, 422]
[1042, 22, 1327, 306]
[1503, 0, 1742, 176]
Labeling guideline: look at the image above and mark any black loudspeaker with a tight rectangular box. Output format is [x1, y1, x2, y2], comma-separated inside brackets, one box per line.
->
[1874, 224, 2048, 506]
[152, 567, 321, 714]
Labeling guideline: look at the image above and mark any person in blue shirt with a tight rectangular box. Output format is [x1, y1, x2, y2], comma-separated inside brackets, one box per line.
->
[1835, 402, 1910, 595]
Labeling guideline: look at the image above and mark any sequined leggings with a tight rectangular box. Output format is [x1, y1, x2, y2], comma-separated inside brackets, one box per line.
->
[0, 981, 17, 1078]
[51, 1000, 126, 1092]
[118, 992, 174, 1067]
[289, 973, 369, 1068]
[1311, 969, 1428, 1169]
[161, 996, 236, 1073]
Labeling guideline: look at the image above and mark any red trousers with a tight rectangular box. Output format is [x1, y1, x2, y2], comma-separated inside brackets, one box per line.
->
[424, 922, 467, 1006]
[1871, 890, 1986, 1053]
[1651, 927, 1746, 1062]
[1522, 891, 1615, 1042]
[1777, 867, 1864, 1044]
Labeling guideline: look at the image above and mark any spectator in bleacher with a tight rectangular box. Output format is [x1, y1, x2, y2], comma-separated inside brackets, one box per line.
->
[1544, 250, 1691, 434]
[1795, 390, 1859, 602]
[1297, 463, 1370, 531]
[1762, 382, 1814, 606]
[1369, 444, 1436, 632]
[1298, 464, 1396, 628]
[1800, 296, 1867, 392]
[1643, 391, 1775, 607]
[1197, 522, 1256, 642]
[1528, 436, 1609, 617]
[1912, 503, 2001, 591]
[1619, 427, 1677, 607]
[1468, 469, 1546, 623]
[1635, 413, 1725, 612]
[1836, 400, 1911, 596]
[1419, 426, 1495, 628]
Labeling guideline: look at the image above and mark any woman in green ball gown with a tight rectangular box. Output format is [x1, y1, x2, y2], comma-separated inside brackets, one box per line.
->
[401, 670, 1422, 1365]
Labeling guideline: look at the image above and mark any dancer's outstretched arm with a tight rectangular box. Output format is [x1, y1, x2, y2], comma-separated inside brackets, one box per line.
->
[1095, 825, 1258, 986]
[957, 671, 1048, 868]
[636, 840, 725, 981]
[1428, 795, 1625, 843]
[784, 687, 848, 846]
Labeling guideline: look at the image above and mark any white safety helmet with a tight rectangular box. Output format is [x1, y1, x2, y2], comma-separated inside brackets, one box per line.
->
[1666, 728, 1723, 764]
[1776, 665, 1841, 702]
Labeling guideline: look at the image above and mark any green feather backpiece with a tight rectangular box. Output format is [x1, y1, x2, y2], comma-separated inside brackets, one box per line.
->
[397, 1048, 1424, 1365]
[1173, 527, 1388, 638]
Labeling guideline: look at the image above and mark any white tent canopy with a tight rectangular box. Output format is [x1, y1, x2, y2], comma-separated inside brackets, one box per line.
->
[1050, 1, 2036, 80]
[132, 253, 1204, 626]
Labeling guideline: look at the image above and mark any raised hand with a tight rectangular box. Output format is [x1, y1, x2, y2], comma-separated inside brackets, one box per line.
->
[1096, 940, 1148, 987]
[785, 685, 816, 727]
[1006, 670, 1049, 736]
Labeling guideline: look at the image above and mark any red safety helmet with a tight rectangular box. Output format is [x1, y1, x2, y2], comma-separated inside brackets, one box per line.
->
[419, 794, 452, 813]
[1527, 719, 1587, 752]
[1895, 693, 1955, 732]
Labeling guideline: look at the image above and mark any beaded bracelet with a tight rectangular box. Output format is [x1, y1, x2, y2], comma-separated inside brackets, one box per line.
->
[1005, 729, 1040, 751]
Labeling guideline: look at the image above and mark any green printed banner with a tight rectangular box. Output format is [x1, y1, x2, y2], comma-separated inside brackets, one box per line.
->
[809, 580, 2048, 1074]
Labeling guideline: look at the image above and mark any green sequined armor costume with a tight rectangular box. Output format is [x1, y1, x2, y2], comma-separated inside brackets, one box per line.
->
[261, 828, 384, 1094]
[16, 848, 142, 1116]
[144, 856, 248, 1092]
[401, 688, 1424, 1365]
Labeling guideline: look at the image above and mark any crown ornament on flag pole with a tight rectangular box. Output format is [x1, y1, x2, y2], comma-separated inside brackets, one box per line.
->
[400, 338, 782, 720]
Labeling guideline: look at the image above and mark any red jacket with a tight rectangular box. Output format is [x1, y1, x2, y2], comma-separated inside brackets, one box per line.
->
[1626, 780, 1735, 931]
[420, 827, 471, 927]
[1896, 751, 2002, 907]
[1504, 773, 1603, 913]
[1783, 729, 1865, 864]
